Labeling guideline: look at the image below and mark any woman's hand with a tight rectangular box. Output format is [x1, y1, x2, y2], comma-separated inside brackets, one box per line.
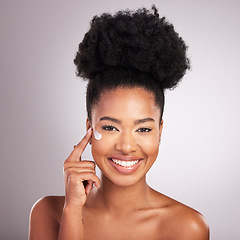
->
[63, 128, 100, 208]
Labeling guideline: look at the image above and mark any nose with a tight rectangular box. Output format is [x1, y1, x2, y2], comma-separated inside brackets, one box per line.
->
[115, 130, 138, 154]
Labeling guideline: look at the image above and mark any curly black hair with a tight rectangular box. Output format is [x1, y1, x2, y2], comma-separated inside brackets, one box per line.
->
[74, 5, 190, 122]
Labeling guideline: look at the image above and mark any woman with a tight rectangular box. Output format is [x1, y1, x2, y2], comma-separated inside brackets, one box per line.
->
[29, 6, 209, 240]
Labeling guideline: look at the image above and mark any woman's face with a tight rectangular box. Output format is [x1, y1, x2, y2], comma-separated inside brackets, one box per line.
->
[88, 87, 163, 187]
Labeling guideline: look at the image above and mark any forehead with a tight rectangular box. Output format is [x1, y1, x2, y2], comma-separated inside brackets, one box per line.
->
[91, 87, 160, 122]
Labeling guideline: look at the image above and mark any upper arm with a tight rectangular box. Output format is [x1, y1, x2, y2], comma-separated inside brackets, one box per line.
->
[28, 196, 61, 240]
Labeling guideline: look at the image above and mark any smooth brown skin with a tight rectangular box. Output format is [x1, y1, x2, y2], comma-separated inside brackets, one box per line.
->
[29, 87, 209, 240]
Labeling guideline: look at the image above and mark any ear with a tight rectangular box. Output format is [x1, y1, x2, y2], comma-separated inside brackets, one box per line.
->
[159, 119, 164, 142]
[86, 118, 92, 143]
[86, 117, 92, 131]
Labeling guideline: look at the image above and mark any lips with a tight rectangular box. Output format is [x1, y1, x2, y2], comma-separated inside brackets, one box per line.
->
[111, 158, 140, 167]
[108, 156, 143, 174]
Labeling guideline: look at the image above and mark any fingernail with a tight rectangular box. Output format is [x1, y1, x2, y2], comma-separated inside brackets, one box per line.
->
[87, 128, 92, 133]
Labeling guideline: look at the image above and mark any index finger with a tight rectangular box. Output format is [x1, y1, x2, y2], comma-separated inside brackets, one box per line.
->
[65, 128, 92, 163]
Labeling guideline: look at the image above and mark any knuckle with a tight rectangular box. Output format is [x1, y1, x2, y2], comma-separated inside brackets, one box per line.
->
[64, 168, 71, 177]
[69, 172, 80, 183]
[64, 162, 75, 170]
[89, 161, 96, 168]
[63, 162, 69, 170]
[63, 159, 69, 165]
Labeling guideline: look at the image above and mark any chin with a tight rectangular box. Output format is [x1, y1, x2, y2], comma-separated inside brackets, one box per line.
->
[105, 173, 145, 188]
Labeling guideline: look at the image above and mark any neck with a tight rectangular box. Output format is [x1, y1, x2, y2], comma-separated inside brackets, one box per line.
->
[96, 173, 151, 216]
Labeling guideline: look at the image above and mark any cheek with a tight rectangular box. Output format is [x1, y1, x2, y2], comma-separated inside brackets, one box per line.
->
[91, 133, 114, 162]
[93, 129, 102, 140]
[137, 135, 160, 156]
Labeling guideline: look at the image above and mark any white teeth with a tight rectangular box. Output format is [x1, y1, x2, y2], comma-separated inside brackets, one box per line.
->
[111, 159, 140, 167]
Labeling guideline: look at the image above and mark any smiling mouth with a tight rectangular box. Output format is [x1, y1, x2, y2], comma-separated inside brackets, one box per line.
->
[109, 158, 141, 168]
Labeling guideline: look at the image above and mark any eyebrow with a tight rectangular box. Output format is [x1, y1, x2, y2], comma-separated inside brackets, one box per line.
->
[134, 118, 155, 124]
[99, 116, 155, 124]
[99, 116, 121, 123]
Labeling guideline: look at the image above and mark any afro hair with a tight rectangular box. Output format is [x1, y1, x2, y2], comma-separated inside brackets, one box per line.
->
[74, 5, 190, 90]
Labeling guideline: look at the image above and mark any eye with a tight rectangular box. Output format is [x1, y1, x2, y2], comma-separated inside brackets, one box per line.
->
[136, 128, 152, 133]
[102, 125, 119, 131]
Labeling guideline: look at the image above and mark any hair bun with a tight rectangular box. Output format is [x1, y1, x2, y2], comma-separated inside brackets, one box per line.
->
[74, 5, 190, 90]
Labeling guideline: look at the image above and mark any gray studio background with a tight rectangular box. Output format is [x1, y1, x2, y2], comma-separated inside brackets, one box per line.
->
[1, 0, 239, 239]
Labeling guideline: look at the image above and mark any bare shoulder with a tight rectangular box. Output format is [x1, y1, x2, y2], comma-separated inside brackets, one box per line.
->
[150, 190, 209, 240]
[30, 195, 65, 222]
[170, 202, 209, 240]
[29, 196, 65, 240]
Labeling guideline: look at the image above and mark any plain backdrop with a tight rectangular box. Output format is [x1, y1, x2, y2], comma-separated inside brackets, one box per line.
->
[1, 0, 240, 239]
